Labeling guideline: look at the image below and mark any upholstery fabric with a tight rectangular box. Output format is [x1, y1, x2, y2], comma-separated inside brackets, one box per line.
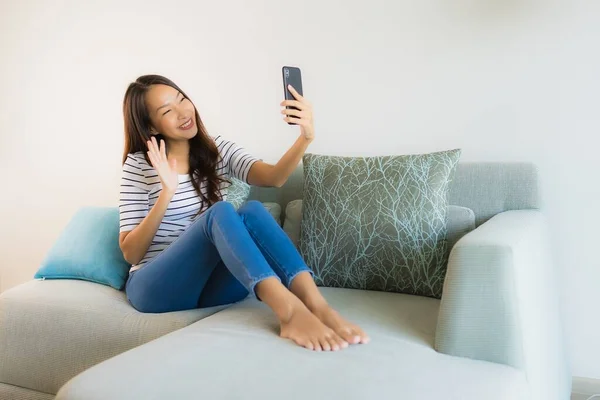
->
[300, 150, 461, 298]
[284, 200, 475, 253]
[57, 288, 527, 400]
[33, 207, 131, 290]
[261, 202, 282, 226]
[435, 210, 571, 400]
[0, 280, 225, 395]
[0, 383, 54, 400]
[247, 163, 540, 227]
[225, 177, 251, 209]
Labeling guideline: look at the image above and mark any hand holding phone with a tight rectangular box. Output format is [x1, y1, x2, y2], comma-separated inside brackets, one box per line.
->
[282, 66, 303, 125]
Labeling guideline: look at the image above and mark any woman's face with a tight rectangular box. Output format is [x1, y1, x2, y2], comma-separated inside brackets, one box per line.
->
[145, 84, 198, 141]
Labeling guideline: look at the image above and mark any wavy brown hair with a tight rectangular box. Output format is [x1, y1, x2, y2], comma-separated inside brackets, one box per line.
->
[122, 75, 229, 215]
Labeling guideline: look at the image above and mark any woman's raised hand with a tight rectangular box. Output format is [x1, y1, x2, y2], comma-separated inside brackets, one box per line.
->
[147, 137, 179, 195]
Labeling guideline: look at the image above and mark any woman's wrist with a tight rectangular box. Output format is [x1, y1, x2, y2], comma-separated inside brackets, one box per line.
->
[159, 189, 176, 203]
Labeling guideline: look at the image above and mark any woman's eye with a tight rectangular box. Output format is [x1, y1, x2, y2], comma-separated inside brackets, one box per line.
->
[162, 110, 171, 116]
[180, 97, 186, 103]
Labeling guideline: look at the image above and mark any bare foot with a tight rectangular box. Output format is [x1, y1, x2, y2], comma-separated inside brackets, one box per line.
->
[312, 305, 370, 345]
[280, 304, 349, 352]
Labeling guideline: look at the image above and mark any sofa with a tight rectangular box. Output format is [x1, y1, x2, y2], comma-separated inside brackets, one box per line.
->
[0, 163, 571, 400]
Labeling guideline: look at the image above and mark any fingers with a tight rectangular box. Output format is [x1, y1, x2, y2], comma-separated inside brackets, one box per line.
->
[287, 85, 305, 101]
[147, 137, 163, 155]
[280, 99, 307, 110]
[160, 138, 167, 160]
[284, 116, 308, 126]
[146, 138, 157, 168]
[147, 136, 168, 165]
[281, 108, 310, 126]
[147, 137, 158, 158]
[281, 108, 305, 118]
[280, 98, 312, 128]
[147, 148, 158, 169]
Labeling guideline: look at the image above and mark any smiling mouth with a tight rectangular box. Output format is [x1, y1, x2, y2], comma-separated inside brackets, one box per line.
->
[179, 118, 193, 130]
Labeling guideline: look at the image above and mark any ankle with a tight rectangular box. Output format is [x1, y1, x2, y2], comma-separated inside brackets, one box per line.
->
[289, 272, 330, 312]
[255, 278, 305, 323]
[275, 295, 311, 324]
[305, 298, 329, 314]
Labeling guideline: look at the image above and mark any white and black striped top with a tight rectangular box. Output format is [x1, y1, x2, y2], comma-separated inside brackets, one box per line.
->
[119, 135, 259, 273]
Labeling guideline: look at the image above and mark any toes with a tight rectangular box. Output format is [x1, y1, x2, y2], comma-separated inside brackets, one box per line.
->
[320, 338, 331, 352]
[302, 340, 314, 351]
[291, 336, 314, 351]
[327, 336, 341, 351]
[354, 328, 371, 344]
[312, 341, 322, 352]
[333, 333, 349, 349]
[339, 328, 360, 344]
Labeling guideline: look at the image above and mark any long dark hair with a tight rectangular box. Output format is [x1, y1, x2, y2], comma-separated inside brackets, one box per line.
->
[122, 75, 229, 216]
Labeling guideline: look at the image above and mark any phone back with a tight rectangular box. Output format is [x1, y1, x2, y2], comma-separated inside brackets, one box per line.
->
[283, 66, 303, 100]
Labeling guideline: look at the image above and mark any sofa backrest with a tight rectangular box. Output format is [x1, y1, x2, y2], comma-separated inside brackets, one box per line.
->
[248, 162, 540, 227]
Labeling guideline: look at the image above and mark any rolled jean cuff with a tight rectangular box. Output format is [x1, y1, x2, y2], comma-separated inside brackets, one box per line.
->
[286, 267, 314, 288]
[248, 271, 281, 300]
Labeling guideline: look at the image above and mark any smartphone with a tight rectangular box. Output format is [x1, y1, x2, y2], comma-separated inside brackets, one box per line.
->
[282, 66, 303, 125]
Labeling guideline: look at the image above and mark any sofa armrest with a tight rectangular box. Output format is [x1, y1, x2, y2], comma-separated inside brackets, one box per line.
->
[434, 210, 570, 399]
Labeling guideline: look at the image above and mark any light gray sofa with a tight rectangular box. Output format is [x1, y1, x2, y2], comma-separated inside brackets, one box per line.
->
[0, 163, 571, 400]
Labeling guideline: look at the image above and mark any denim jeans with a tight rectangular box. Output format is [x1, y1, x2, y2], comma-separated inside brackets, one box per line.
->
[125, 200, 313, 313]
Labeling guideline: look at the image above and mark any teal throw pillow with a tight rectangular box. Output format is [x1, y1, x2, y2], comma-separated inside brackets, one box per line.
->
[34, 207, 131, 290]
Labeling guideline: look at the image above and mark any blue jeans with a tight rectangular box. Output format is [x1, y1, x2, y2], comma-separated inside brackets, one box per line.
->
[125, 200, 312, 313]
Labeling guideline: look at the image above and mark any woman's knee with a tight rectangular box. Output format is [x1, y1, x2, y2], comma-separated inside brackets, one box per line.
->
[126, 290, 157, 313]
[237, 200, 264, 216]
[211, 200, 236, 215]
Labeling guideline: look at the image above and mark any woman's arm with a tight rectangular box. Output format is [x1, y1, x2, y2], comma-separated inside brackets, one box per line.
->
[248, 84, 315, 188]
[119, 137, 180, 265]
[247, 135, 313, 187]
[119, 190, 175, 265]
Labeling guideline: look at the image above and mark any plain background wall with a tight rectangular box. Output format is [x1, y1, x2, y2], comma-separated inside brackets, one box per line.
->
[0, 0, 598, 380]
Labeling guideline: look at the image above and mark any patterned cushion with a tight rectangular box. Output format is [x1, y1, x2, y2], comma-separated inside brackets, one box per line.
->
[227, 178, 281, 224]
[284, 200, 475, 253]
[225, 178, 251, 209]
[300, 150, 462, 298]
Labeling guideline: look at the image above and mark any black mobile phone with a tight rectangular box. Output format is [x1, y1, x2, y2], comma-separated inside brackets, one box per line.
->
[282, 66, 303, 125]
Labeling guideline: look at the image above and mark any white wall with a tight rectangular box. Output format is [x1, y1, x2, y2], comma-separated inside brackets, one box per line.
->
[0, 0, 598, 379]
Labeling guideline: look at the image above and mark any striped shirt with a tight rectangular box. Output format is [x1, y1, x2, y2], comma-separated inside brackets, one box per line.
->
[119, 135, 260, 273]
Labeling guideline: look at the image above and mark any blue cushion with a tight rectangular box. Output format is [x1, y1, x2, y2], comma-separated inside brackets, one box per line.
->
[34, 207, 130, 290]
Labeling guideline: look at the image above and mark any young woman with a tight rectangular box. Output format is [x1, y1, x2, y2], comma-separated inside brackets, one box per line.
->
[119, 75, 369, 352]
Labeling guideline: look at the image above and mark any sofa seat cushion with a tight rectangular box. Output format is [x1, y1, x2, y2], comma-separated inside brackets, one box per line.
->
[0, 279, 227, 395]
[0, 382, 54, 400]
[56, 288, 527, 400]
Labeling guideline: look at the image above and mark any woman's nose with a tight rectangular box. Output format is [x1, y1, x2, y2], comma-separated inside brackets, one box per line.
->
[175, 106, 187, 119]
